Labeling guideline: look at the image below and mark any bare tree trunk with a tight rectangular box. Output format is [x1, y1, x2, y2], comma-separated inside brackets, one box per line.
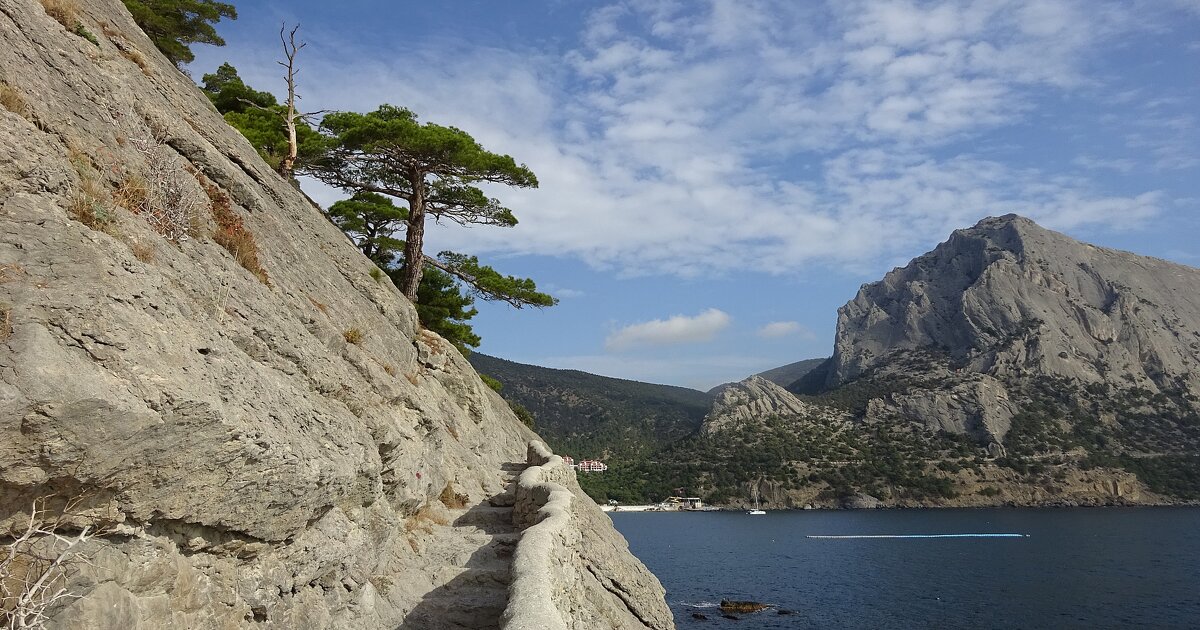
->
[400, 172, 426, 301]
[278, 24, 304, 179]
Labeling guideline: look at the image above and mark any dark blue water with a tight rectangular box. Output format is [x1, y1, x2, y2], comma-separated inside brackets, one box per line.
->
[611, 508, 1200, 629]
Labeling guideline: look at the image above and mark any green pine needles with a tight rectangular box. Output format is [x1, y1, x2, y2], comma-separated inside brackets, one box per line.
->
[122, 0, 236, 66]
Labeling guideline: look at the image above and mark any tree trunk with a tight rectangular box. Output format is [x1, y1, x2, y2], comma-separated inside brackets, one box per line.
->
[399, 172, 426, 301]
[281, 114, 298, 178]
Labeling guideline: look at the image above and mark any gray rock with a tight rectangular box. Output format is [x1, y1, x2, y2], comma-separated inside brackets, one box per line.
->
[0, 2, 672, 628]
[829, 214, 1200, 441]
[841, 493, 883, 509]
[701, 376, 844, 435]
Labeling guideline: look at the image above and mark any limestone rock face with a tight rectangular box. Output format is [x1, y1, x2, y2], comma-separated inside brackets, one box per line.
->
[701, 376, 840, 436]
[0, 1, 670, 628]
[830, 215, 1200, 394]
[828, 214, 1200, 441]
[865, 375, 1017, 443]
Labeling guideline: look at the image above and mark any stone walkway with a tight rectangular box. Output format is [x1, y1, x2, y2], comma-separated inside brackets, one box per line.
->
[398, 463, 526, 629]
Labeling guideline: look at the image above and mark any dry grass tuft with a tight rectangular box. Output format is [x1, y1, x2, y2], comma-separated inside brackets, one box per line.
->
[404, 503, 449, 535]
[195, 173, 269, 285]
[342, 328, 364, 345]
[121, 47, 151, 74]
[0, 306, 12, 342]
[439, 483, 470, 509]
[130, 241, 155, 263]
[404, 371, 419, 386]
[39, 0, 79, 30]
[0, 82, 27, 117]
[68, 174, 114, 232]
[382, 363, 397, 377]
[307, 296, 329, 315]
[111, 173, 149, 213]
[0, 264, 25, 284]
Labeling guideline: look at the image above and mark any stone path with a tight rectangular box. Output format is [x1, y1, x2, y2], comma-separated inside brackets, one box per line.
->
[398, 463, 526, 629]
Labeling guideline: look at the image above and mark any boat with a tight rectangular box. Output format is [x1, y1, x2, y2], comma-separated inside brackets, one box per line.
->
[748, 484, 766, 515]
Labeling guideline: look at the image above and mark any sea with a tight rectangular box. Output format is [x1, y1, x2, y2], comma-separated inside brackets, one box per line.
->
[610, 507, 1200, 629]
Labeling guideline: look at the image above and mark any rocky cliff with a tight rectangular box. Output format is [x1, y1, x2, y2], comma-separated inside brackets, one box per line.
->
[684, 216, 1200, 507]
[827, 214, 1200, 443]
[700, 376, 843, 436]
[0, 0, 671, 627]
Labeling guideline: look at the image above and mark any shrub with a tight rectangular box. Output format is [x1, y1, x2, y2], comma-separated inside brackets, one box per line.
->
[369, 267, 384, 282]
[73, 23, 99, 46]
[195, 174, 269, 284]
[343, 328, 364, 345]
[1, 495, 103, 628]
[123, 135, 199, 242]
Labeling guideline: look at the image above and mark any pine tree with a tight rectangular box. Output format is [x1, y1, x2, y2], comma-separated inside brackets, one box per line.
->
[305, 105, 555, 309]
[121, 0, 237, 66]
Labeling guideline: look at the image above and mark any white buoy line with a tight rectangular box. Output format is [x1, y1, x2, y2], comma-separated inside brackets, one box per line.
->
[806, 533, 1028, 539]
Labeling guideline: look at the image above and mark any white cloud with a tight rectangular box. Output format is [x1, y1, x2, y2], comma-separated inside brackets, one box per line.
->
[193, 0, 1189, 279]
[605, 308, 731, 351]
[757, 321, 814, 339]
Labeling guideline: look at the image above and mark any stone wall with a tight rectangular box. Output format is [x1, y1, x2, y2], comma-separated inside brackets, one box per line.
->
[502, 442, 675, 630]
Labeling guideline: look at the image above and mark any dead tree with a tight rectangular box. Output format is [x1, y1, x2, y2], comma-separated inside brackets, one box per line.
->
[1, 496, 101, 630]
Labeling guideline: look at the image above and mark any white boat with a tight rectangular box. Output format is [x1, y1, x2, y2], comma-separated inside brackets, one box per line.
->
[747, 484, 766, 515]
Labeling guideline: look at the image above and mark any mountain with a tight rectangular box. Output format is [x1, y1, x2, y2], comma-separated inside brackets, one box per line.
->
[608, 216, 1200, 508]
[0, 2, 670, 627]
[706, 357, 827, 395]
[757, 358, 827, 388]
[468, 353, 712, 461]
[818, 215, 1200, 455]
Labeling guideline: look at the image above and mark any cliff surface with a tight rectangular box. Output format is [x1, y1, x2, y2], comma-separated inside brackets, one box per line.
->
[679, 216, 1200, 508]
[826, 214, 1200, 443]
[0, 0, 671, 627]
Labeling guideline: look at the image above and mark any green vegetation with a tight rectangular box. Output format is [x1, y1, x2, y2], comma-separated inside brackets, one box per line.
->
[122, 0, 237, 66]
[324, 191, 483, 353]
[467, 353, 712, 463]
[201, 63, 322, 172]
[304, 105, 554, 311]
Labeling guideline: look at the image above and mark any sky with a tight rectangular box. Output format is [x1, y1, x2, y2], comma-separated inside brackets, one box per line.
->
[190, 0, 1200, 391]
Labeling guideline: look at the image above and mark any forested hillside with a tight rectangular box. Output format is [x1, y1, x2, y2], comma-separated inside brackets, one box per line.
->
[468, 353, 712, 461]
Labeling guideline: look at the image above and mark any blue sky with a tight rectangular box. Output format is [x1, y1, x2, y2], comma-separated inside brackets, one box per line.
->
[190, 0, 1200, 390]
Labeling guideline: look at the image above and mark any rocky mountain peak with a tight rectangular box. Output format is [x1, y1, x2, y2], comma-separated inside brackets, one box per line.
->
[829, 214, 1200, 392]
[701, 375, 838, 435]
[821, 214, 1200, 444]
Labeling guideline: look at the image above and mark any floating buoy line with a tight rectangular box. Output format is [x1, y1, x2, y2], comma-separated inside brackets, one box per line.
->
[806, 533, 1028, 539]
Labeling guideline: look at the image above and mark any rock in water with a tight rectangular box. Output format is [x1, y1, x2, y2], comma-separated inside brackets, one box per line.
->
[720, 599, 771, 613]
[0, 1, 673, 628]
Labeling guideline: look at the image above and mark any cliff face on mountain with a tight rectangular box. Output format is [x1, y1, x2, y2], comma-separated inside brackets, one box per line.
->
[0, 1, 671, 627]
[701, 376, 843, 436]
[687, 216, 1200, 507]
[826, 214, 1200, 444]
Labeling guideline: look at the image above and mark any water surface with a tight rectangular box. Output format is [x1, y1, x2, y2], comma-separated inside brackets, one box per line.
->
[611, 507, 1200, 629]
